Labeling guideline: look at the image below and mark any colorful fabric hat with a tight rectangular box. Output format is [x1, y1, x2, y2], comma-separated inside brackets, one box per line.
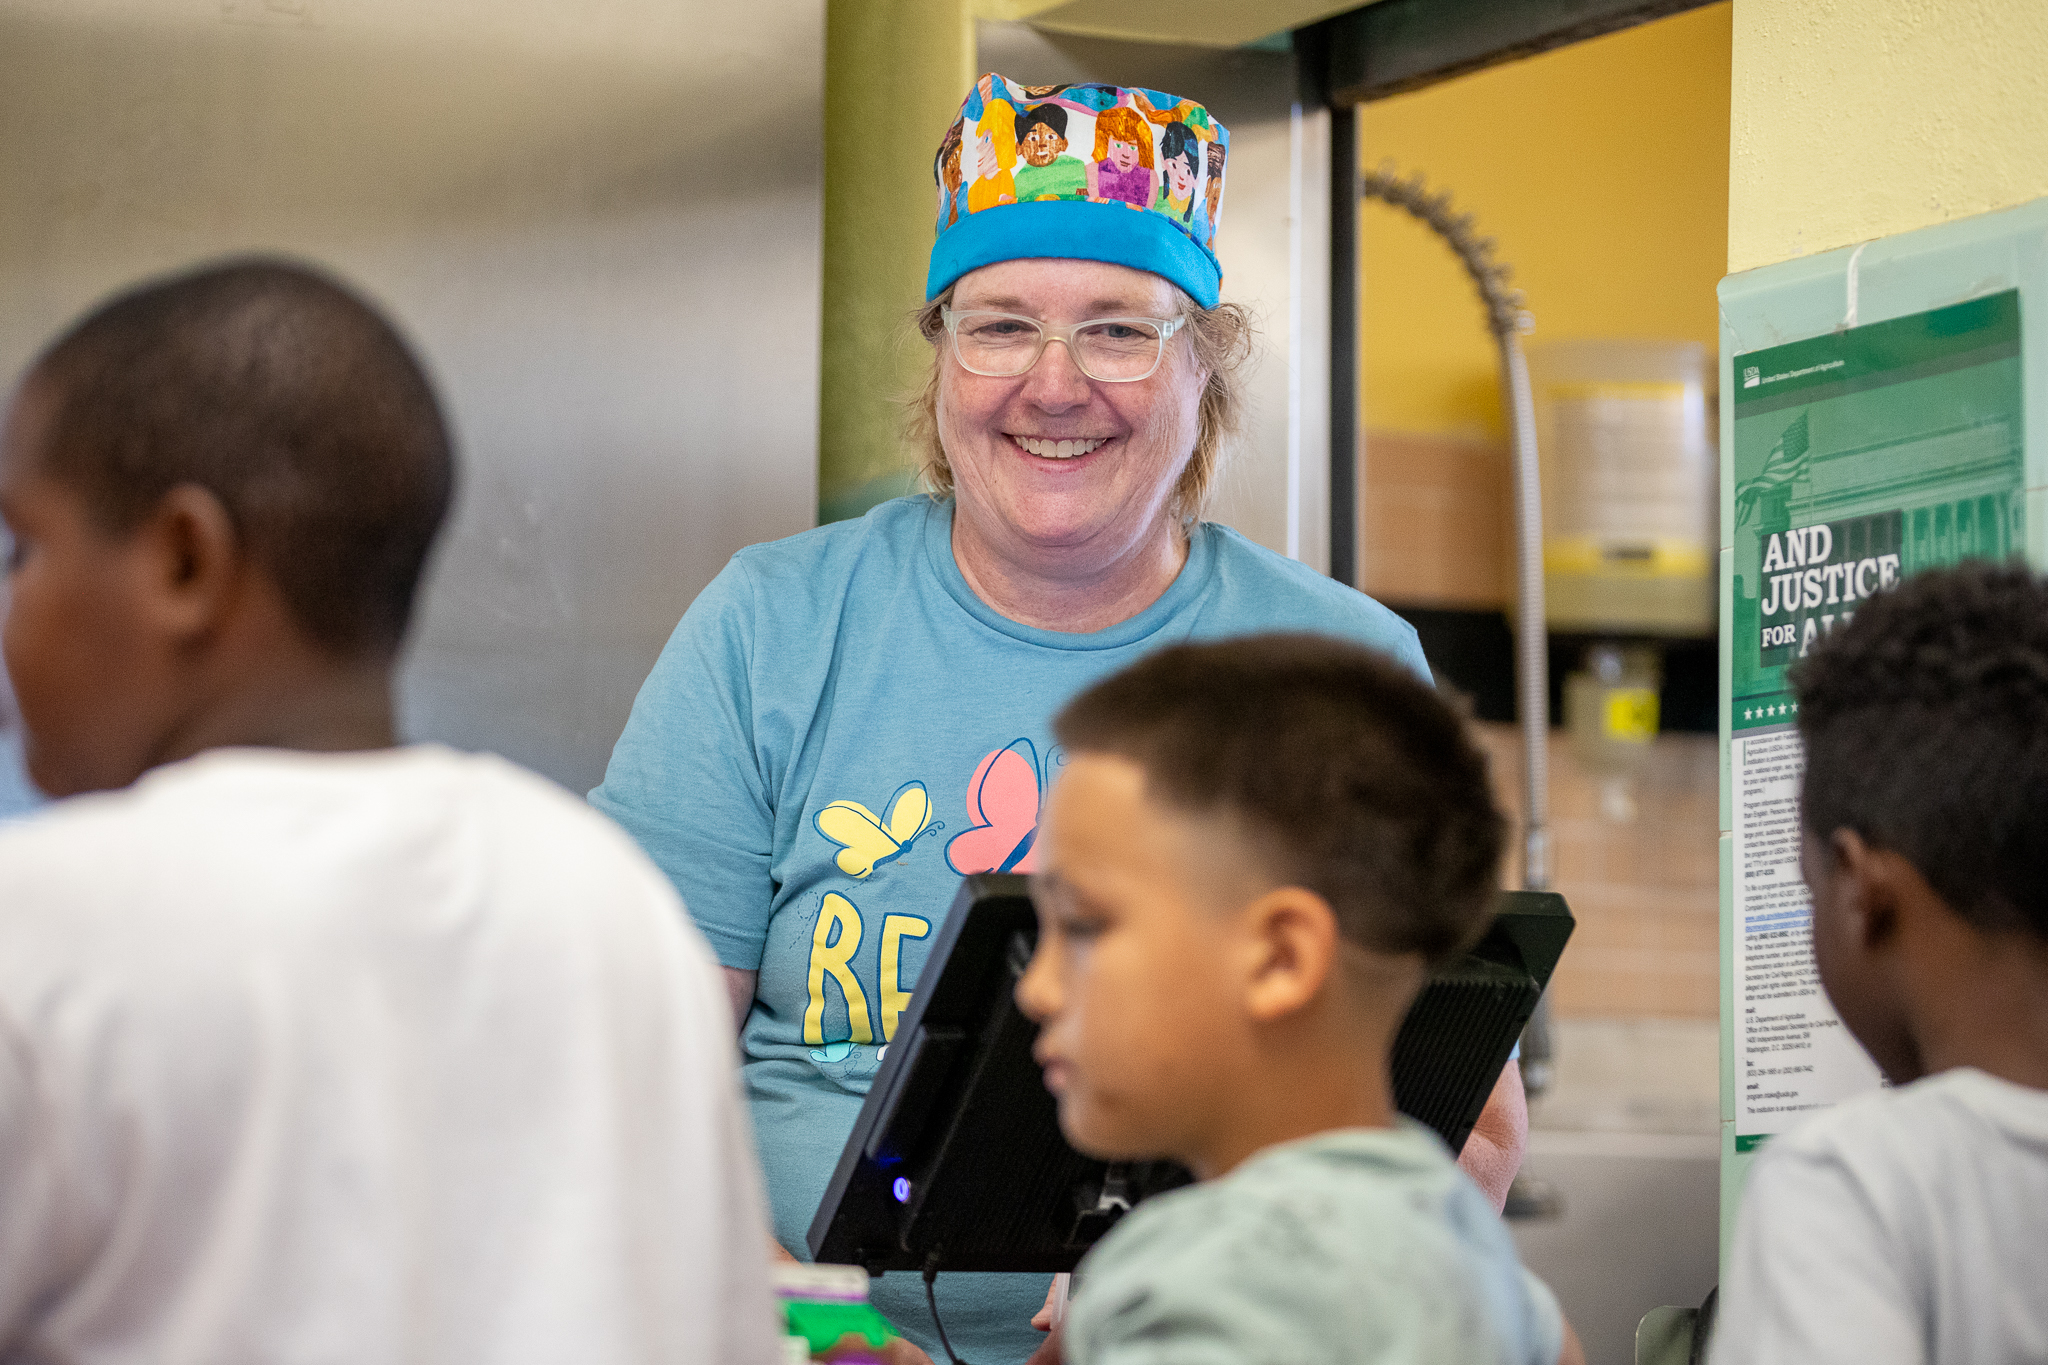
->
[928, 73, 1230, 309]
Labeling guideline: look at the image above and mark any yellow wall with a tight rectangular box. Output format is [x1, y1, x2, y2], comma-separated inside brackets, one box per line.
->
[1729, 0, 2048, 274]
[1358, 3, 1731, 437]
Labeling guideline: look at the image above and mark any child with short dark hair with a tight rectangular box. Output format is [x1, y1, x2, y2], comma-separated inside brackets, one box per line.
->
[0, 258, 782, 1363]
[1017, 633, 1574, 1365]
[1712, 561, 2048, 1365]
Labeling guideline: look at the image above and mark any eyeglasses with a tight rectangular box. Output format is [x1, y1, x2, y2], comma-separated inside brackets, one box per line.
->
[941, 308, 1185, 383]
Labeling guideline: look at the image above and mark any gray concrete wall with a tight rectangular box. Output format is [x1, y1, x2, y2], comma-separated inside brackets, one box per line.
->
[1514, 1131, 1719, 1365]
[0, 0, 824, 796]
[1519, 1016, 1722, 1365]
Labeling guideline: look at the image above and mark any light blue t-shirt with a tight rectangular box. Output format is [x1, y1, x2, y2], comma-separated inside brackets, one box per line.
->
[0, 734, 41, 824]
[1067, 1124, 1564, 1365]
[592, 495, 1425, 1364]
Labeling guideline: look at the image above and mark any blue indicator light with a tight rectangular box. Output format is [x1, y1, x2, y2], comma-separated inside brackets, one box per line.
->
[892, 1177, 912, 1204]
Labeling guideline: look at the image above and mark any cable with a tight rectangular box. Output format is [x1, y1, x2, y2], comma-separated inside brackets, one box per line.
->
[923, 1264, 970, 1365]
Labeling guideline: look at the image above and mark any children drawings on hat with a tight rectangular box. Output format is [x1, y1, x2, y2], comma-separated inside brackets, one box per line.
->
[939, 74, 1229, 250]
[1155, 121, 1199, 222]
[1015, 104, 1086, 201]
[968, 97, 1019, 213]
[1195, 140, 1226, 246]
[934, 122, 965, 229]
[1089, 106, 1156, 209]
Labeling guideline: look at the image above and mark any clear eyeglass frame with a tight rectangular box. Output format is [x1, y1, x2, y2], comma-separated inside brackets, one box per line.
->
[940, 307, 1186, 383]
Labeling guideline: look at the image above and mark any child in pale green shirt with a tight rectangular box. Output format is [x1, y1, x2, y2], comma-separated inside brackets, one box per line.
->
[1018, 635, 1579, 1365]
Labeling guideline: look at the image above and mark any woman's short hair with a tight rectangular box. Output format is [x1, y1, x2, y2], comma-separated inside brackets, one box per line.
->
[906, 281, 1254, 526]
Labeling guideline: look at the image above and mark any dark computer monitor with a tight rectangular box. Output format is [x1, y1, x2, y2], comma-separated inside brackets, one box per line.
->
[809, 874, 1572, 1275]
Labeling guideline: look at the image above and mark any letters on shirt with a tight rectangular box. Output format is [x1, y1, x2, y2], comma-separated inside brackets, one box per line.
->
[803, 740, 1061, 1065]
[804, 891, 932, 1053]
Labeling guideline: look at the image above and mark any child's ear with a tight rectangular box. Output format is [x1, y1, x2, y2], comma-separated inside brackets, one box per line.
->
[1829, 828, 1901, 951]
[133, 483, 242, 640]
[1240, 886, 1339, 1023]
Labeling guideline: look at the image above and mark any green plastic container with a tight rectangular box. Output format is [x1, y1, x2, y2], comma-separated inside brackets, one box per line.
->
[783, 1299, 896, 1356]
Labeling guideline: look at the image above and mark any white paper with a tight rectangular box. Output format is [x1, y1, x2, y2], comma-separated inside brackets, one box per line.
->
[1732, 727, 1883, 1143]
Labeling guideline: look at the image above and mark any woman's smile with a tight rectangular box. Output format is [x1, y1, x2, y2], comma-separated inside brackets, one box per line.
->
[1010, 434, 1111, 461]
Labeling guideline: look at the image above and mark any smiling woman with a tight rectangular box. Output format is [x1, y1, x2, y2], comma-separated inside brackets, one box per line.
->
[592, 71, 1527, 1365]
[909, 267, 1252, 542]
[907, 257, 1253, 633]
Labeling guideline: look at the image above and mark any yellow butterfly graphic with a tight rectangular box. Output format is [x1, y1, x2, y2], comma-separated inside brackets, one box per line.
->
[814, 781, 941, 879]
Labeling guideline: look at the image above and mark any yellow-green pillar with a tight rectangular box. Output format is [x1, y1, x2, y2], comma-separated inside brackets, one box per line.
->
[818, 0, 975, 524]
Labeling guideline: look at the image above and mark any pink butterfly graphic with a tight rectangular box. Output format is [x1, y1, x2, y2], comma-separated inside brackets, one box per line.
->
[945, 738, 1048, 875]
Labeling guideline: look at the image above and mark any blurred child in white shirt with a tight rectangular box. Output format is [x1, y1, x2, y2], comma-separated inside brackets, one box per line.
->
[0, 258, 783, 1364]
[1713, 562, 2048, 1365]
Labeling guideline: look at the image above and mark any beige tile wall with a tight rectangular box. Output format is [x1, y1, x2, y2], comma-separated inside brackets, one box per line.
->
[1365, 426, 1722, 1021]
[1361, 429, 1511, 609]
[1475, 722, 1719, 1019]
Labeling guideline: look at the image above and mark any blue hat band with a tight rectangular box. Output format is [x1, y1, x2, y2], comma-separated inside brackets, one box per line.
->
[926, 199, 1222, 310]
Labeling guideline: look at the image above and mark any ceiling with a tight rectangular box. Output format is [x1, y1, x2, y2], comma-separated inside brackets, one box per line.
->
[974, 0, 1386, 50]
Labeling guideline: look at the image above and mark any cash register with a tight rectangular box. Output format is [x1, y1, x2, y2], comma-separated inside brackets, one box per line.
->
[809, 873, 1573, 1276]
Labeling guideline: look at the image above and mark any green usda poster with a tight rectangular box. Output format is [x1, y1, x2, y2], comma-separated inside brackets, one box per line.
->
[1729, 290, 2023, 1151]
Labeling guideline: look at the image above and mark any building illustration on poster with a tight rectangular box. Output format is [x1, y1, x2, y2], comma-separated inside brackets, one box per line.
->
[1727, 290, 2025, 1149]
